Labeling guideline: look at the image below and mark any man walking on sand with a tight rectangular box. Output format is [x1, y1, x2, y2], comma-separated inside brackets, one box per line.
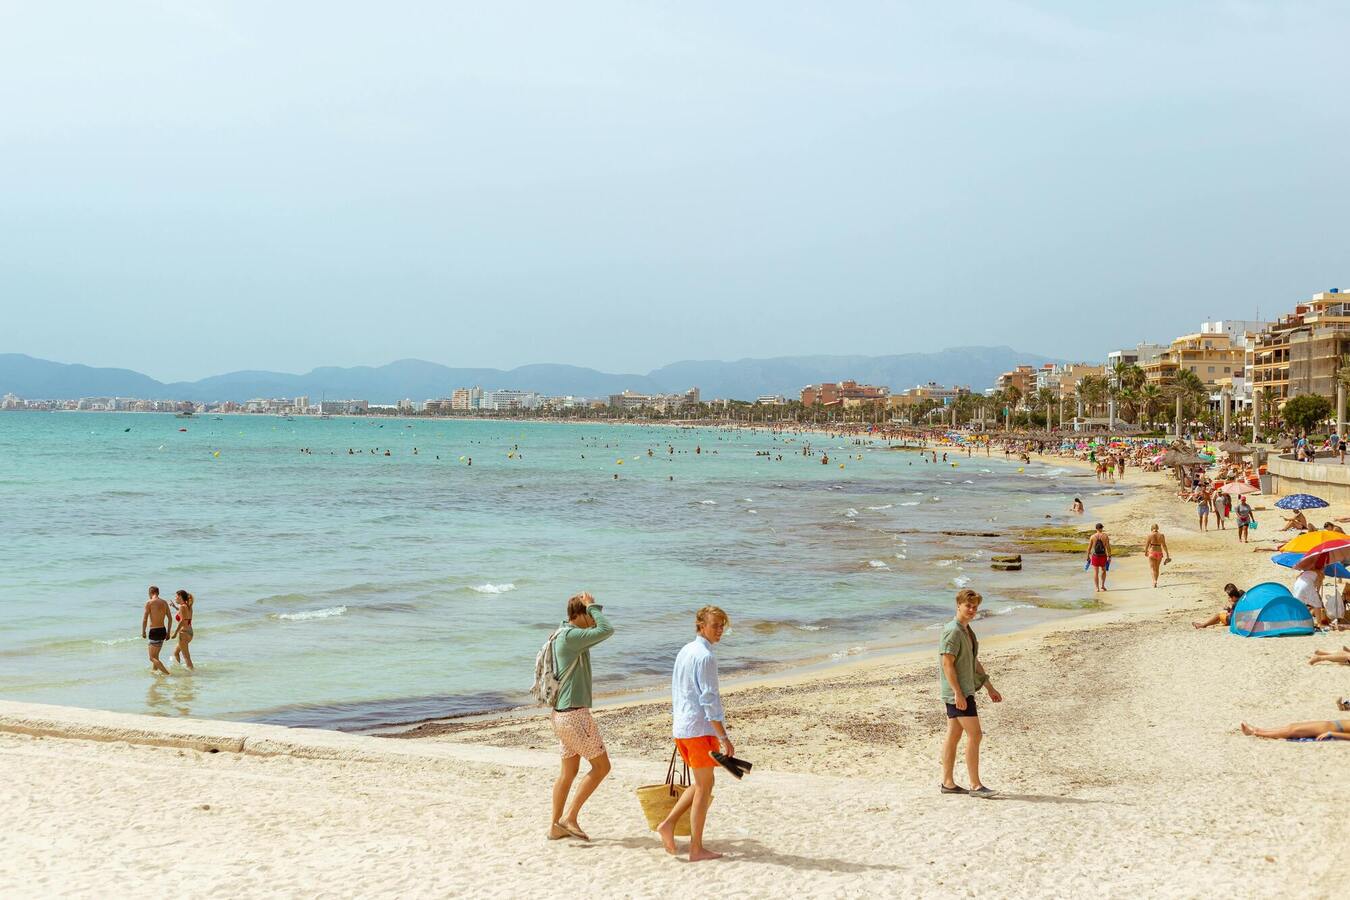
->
[547, 592, 614, 841]
[141, 585, 172, 675]
[940, 589, 1002, 797]
[658, 605, 732, 862]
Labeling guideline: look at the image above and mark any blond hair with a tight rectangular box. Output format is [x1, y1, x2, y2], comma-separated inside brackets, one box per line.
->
[955, 588, 983, 606]
[695, 605, 729, 631]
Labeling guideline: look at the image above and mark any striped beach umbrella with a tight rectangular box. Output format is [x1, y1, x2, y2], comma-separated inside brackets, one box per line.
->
[1280, 530, 1350, 553]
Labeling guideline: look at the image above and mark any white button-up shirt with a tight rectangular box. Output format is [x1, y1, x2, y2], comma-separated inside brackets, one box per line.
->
[671, 635, 724, 739]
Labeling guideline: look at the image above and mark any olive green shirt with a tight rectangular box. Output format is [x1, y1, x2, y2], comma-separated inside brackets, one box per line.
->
[938, 618, 987, 703]
[552, 604, 614, 711]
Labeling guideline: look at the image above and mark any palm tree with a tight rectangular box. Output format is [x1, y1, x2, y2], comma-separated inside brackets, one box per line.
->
[1140, 384, 1163, 429]
[1117, 385, 1140, 424]
[1034, 387, 1057, 430]
[1172, 369, 1208, 431]
[1002, 386, 1022, 429]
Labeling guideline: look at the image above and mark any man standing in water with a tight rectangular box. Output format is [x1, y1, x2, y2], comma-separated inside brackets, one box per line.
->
[140, 585, 172, 675]
[940, 588, 1002, 797]
[658, 605, 732, 862]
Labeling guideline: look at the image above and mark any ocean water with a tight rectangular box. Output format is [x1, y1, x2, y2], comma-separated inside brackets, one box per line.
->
[0, 412, 1089, 729]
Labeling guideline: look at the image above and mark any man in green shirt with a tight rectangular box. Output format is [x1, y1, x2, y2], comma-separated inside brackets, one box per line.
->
[548, 592, 614, 841]
[939, 588, 1002, 797]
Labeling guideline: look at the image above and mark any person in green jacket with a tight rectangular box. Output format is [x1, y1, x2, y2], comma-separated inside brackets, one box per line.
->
[549, 592, 615, 841]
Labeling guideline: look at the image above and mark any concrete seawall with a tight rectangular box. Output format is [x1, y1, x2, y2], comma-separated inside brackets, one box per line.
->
[1264, 453, 1350, 505]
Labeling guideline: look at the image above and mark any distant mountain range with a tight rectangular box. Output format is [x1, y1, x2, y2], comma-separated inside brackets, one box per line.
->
[0, 347, 1063, 403]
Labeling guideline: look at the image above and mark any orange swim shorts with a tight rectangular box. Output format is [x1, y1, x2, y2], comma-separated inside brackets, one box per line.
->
[675, 735, 720, 769]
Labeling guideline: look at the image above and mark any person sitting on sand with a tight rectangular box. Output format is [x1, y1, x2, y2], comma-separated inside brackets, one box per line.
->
[548, 592, 614, 842]
[170, 589, 194, 669]
[140, 585, 172, 675]
[1194, 584, 1243, 629]
[1280, 510, 1309, 533]
[658, 605, 733, 862]
[939, 588, 1002, 797]
[1087, 523, 1111, 593]
[1240, 719, 1350, 741]
[1143, 524, 1172, 588]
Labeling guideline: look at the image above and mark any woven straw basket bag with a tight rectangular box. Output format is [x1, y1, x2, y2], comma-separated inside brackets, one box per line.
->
[635, 748, 712, 836]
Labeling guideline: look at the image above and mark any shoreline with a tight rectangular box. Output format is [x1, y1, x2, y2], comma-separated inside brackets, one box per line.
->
[7, 456, 1349, 894]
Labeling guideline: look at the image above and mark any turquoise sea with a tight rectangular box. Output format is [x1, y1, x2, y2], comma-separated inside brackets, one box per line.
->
[0, 412, 1092, 729]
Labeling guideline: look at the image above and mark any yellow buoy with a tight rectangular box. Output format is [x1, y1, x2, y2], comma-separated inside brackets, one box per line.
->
[1018, 467, 1025, 473]
[212, 451, 220, 458]
[839, 463, 845, 469]
[617, 459, 623, 465]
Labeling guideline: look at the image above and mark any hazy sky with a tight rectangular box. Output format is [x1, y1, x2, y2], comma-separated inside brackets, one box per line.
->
[3, 2, 1347, 381]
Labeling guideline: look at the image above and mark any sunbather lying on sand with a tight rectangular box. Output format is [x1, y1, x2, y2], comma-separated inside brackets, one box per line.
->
[1240, 720, 1350, 741]
[1309, 646, 1350, 666]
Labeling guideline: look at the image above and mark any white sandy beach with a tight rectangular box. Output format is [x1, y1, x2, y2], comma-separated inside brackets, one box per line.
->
[3, 464, 1349, 898]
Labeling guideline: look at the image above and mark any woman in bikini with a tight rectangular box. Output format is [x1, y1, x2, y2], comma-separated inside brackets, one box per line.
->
[1143, 524, 1171, 588]
[1240, 719, 1350, 741]
[170, 590, 195, 670]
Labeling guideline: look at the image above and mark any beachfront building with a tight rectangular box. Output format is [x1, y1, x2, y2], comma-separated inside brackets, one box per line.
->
[293, 395, 310, 412]
[482, 389, 540, 411]
[608, 388, 700, 413]
[755, 395, 786, 405]
[800, 380, 888, 408]
[319, 399, 370, 415]
[450, 386, 483, 411]
[994, 365, 1036, 398]
[1106, 344, 1167, 384]
[1142, 332, 1245, 389]
[1250, 290, 1350, 404]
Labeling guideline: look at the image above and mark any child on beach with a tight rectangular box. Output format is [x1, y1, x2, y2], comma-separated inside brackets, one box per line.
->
[939, 589, 1002, 797]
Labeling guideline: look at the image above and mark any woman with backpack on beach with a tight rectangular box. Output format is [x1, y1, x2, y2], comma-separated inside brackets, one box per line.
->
[535, 591, 614, 841]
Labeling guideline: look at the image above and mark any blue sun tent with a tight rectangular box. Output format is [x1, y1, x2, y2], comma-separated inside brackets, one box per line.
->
[1229, 582, 1316, 637]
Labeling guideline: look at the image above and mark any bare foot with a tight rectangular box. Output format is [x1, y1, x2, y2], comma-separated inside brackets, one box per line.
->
[1192, 621, 1204, 629]
[656, 820, 676, 855]
[688, 848, 723, 862]
[547, 823, 570, 840]
[558, 820, 589, 841]
[1240, 722, 1254, 736]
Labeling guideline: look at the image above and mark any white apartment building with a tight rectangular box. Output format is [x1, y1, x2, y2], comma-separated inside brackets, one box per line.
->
[755, 395, 786, 405]
[482, 389, 539, 411]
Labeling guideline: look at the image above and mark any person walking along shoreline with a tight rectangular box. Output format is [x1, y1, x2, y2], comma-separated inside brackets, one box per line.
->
[939, 589, 1002, 797]
[547, 592, 614, 841]
[658, 605, 732, 861]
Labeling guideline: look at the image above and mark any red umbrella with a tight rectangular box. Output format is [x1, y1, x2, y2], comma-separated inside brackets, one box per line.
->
[1219, 482, 1259, 497]
[1294, 539, 1350, 571]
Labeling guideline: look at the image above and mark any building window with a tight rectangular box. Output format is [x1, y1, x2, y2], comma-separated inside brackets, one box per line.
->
[1208, 366, 1215, 374]
[1224, 367, 1231, 373]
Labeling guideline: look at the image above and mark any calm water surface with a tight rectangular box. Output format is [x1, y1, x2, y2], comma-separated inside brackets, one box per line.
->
[0, 412, 1098, 729]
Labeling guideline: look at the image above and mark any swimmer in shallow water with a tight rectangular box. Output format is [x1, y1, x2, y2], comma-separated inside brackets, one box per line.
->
[171, 589, 195, 669]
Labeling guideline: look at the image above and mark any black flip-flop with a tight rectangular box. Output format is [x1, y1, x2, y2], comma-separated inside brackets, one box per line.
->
[711, 751, 749, 779]
[940, 784, 968, 795]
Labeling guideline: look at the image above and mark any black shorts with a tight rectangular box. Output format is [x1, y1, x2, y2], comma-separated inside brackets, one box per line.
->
[945, 695, 978, 718]
[147, 627, 168, 645]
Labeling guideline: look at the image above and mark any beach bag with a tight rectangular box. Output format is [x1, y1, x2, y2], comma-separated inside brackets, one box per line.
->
[635, 749, 712, 836]
[530, 626, 580, 707]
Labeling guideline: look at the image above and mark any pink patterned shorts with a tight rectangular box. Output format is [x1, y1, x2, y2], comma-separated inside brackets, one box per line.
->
[550, 708, 607, 760]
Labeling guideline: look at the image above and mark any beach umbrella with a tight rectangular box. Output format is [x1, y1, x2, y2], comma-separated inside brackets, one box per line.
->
[1219, 481, 1259, 497]
[1279, 530, 1350, 553]
[1274, 437, 1295, 449]
[1270, 552, 1350, 579]
[1298, 538, 1350, 557]
[1197, 453, 1215, 463]
[1219, 441, 1251, 455]
[1274, 493, 1330, 511]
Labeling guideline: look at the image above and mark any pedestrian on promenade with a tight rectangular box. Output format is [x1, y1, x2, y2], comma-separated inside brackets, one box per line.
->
[939, 589, 1002, 797]
[658, 605, 732, 862]
[547, 592, 614, 841]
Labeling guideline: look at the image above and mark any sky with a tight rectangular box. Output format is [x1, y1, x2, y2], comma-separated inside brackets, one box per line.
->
[2, 1, 1347, 382]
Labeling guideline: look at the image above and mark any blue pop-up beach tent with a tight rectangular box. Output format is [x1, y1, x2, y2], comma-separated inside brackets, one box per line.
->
[1229, 582, 1316, 637]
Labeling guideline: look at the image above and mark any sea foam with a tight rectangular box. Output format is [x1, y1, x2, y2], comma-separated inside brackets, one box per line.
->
[470, 583, 516, 594]
[277, 606, 347, 621]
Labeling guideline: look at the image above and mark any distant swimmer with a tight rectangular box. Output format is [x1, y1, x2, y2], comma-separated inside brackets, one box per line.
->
[821, 454, 829, 465]
[141, 586, 172, 675]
